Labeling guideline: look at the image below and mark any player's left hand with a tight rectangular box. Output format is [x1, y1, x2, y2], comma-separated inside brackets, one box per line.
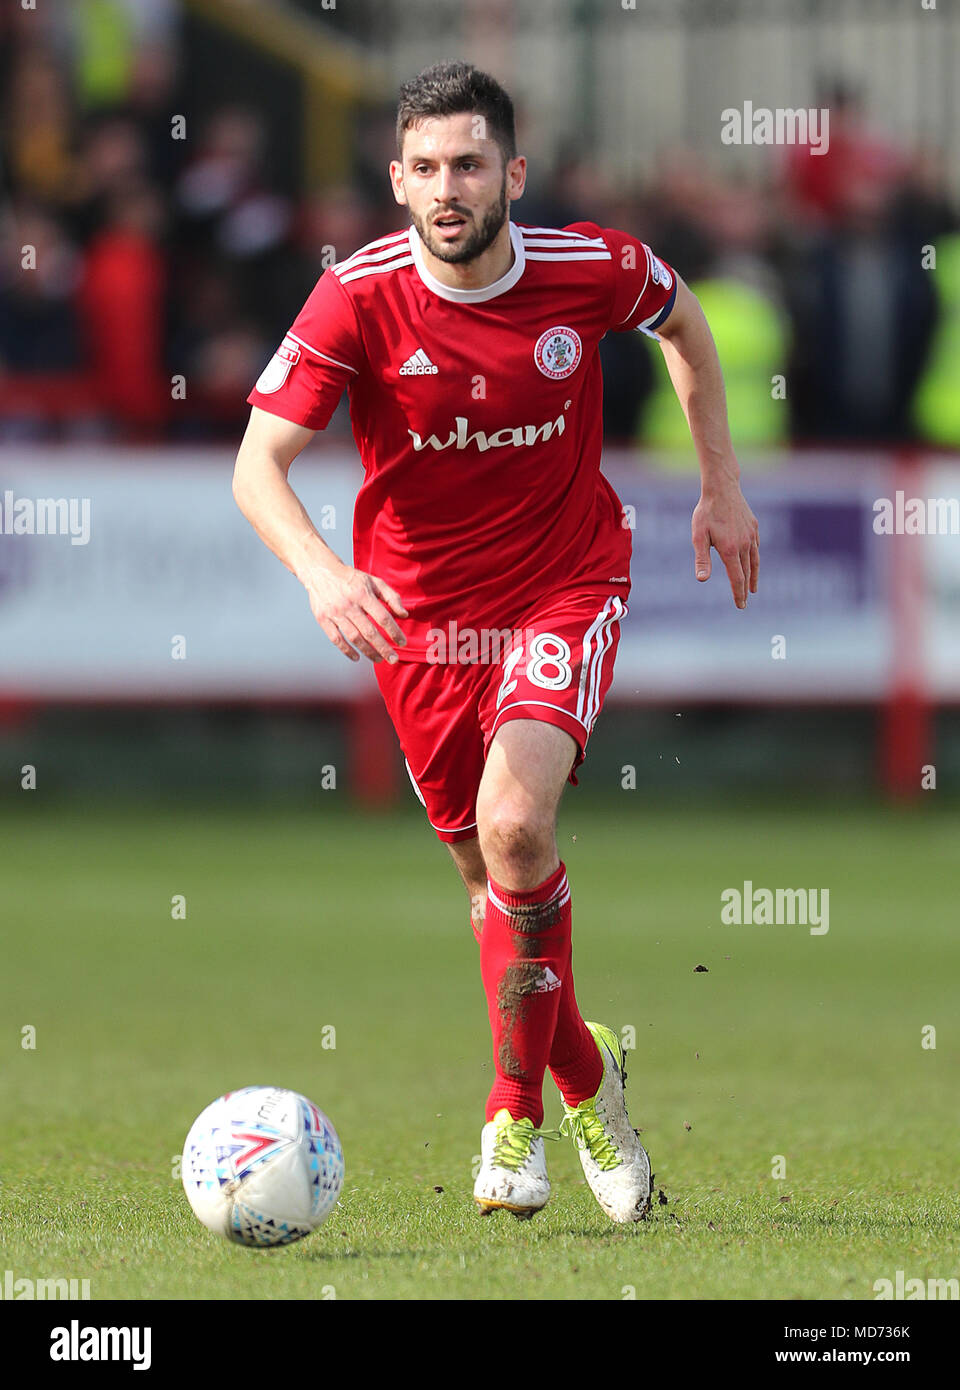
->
[692, 481, 759, 609]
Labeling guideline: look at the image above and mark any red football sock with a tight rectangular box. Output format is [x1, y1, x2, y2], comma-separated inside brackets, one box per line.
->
[547, 931, 604, 1107]
[481, 860, 575, 1126]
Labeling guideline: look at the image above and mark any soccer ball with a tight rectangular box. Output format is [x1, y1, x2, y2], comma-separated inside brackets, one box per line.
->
[181, 1086, 344, 1247]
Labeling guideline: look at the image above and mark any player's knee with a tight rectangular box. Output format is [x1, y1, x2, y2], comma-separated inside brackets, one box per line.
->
[477, 803, 552, 873]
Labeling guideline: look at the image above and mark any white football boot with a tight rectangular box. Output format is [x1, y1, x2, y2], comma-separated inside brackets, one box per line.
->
[473, 1109, 554, 1219]
[559, 1021, 652, 1223]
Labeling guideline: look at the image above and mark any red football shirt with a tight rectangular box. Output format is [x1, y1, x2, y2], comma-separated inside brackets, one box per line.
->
[247, 220, 678, 660]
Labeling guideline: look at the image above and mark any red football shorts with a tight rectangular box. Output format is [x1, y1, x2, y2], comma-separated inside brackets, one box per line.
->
[373, 587, 629, 843]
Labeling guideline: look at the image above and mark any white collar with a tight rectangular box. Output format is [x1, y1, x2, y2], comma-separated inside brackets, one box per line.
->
[408, 220, 525, 303]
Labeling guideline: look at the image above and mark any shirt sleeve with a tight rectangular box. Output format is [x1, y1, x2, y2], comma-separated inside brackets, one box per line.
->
[246, 268, 364, 429]
[600, 226, 679, 340]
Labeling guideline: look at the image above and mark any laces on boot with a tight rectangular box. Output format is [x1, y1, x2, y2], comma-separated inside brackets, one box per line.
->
[492, 1117, 561, 1172]
[560, 1103, 622, 1172]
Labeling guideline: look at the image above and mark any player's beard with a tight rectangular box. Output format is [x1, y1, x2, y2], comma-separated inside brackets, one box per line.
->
[411, 176, 508, 265]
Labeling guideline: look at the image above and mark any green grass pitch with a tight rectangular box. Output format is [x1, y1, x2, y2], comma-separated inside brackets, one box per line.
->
[2, 798, 958, 1301]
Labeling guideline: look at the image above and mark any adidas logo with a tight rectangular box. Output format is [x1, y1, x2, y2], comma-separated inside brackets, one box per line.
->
[533, 967, 562, 994]
[399, 348, 439, 376]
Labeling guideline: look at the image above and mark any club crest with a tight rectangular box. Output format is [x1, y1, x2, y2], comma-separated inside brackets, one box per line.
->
[534, 326, 582, 380]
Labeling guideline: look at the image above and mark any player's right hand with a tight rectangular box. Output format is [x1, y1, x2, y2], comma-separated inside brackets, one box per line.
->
[305, 564, 409, 664]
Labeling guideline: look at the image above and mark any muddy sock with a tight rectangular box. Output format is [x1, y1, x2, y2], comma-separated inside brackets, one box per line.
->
[480, 862, 570, 1127]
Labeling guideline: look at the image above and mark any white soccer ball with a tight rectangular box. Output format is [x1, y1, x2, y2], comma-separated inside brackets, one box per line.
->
[181, 1086, 344, 1247]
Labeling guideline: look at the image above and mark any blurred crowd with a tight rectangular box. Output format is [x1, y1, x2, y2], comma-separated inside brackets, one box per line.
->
[1, 0, 959, 453]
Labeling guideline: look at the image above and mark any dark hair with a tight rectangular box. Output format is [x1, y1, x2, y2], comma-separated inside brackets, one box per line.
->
[396, 61, 516, 165]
